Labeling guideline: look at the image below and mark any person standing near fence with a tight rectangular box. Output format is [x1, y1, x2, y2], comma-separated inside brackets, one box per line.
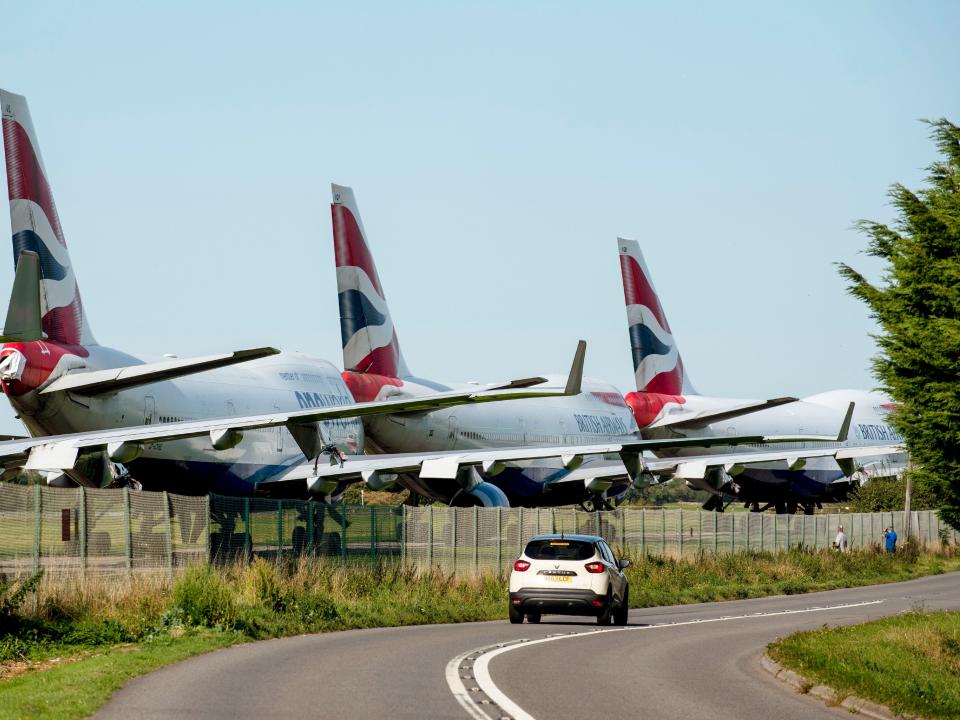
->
[833, 525, 848, 552]
[883, 526, 897, 553]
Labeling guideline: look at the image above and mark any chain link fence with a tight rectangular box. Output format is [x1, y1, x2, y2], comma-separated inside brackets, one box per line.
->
[0, 484, 208, 578]
[207, 495, 402, 564]
[1, 485, 956, 579]
[395, 506, 957, 574]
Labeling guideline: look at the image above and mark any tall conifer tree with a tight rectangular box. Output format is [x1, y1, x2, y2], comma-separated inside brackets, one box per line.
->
[839, 119, 960, 531]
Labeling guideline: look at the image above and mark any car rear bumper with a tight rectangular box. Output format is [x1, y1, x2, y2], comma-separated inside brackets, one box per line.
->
[510, 587, 607, 615]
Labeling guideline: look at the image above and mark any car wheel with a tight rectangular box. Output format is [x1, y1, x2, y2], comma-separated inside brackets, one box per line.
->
[613, 587, 629, 626]
[508, 602, 524, 624]
[527, 613, 541, 624]
[596, 592, 613, 626]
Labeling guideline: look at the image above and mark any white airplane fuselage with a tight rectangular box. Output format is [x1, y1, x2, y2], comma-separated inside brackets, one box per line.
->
[347, 372, 639, 506]
[632, 388, 905, 503]
[2, 340, 362, 496]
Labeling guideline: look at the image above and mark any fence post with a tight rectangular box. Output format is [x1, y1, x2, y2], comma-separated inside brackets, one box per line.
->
[745, 511, 749, 551]
[619, 509, 626, 553]
[428, 506, 434, 568]
[340, 506, 347, 561]
[306, 502, 314, 557]
[243, 497, 251, 561]
[123, 487, 132, 574]
[162, 491, 173, 576]
[78, 486, 86, 573]
[519, 507, 524, 557]
[203, 494, 211, 562]
[473, 507, 479, 575]
[496, 507, 502, 572]
[401, 505, 406, 565]
[595, 510, 600, 537]
[370, 506, 376, 560]
[786, 514, 791, 549]
[731, 513, 736, 552]
[640, 509, 645, 556]
[32, 485, 41, 574]
[679, 510, 683, 557]
[452, 509, 458, 574]
[276, 499, 283, 557]
[760, 513, 765, 552]
[713, 512, 718, 554]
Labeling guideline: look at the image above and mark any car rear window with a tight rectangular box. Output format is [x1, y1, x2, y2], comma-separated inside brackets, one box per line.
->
[524, 539, 596, 561]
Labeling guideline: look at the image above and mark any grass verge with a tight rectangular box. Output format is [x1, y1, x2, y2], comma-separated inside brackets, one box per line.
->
[0, 547, 957, 720]
[769, 610, 960, 719]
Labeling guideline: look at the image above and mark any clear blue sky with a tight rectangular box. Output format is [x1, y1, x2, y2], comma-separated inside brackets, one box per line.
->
[0, 1, 958, 433]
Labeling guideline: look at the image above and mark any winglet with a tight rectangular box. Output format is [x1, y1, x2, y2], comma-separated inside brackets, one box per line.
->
[836, 402, 855, 442]
[1, 251, 42, 342]
[564, 340, 586, 395]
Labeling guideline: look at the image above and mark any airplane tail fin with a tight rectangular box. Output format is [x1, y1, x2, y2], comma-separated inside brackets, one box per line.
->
[617, 238, 695, 395]
[331, 185, 408, 377]
[1, 90, 95, 346]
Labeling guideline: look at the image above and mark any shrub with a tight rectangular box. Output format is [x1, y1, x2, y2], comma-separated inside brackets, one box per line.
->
[171, 565, 237, 628]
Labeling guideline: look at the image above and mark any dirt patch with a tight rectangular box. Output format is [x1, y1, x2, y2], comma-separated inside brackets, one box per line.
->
[0, 652, 90, 681]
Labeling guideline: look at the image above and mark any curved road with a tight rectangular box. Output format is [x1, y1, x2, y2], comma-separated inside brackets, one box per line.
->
[96, 572, 960, 720]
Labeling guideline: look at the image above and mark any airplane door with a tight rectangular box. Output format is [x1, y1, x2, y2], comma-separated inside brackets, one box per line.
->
[448, 416, 458, 450]
[274, 405, 284, 452]
[144, 396, 156, 425]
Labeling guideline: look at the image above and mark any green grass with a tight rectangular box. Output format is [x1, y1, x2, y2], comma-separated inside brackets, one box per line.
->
[769, 610, 960, 719]
[623, 546, 960, 606]
[0, 549, 957, 720]
[0, 631, 239, 720]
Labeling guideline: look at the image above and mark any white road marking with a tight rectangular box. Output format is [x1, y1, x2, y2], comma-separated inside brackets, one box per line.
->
[448, 599, 884, 720]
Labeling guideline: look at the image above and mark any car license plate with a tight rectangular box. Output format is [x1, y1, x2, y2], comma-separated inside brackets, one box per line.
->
[548, 575, 573, 582]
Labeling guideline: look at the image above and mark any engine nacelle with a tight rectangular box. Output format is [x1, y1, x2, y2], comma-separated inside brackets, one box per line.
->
[461, 480, 510, 507]
[363, 470, 399, 491]
[210, 428, 243, 451]
[107, 441, 142, 464]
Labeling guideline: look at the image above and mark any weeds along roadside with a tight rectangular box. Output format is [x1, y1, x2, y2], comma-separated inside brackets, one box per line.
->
[768, 609, 960, 719]
[1, 545, 958, 671]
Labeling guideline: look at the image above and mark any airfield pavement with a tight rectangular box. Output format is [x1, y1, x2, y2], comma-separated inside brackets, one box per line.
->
[94, 572, 960, 720]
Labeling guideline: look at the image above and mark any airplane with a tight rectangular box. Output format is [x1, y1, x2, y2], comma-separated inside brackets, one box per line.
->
[0, 88, 584, 499]
[616, 238, 907, 513]
[324, 185, 893, 510]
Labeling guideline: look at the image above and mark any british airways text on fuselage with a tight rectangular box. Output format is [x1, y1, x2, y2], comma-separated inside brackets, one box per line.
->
[294, 391, 353, 409]
[573, 413, 630, 435]
[858, 423, 903, 442]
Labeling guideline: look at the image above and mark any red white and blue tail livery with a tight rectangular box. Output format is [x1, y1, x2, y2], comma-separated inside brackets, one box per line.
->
[2, 91, 94, 348]
[618, 238, 693, 396]
[331, 184, 408, 379]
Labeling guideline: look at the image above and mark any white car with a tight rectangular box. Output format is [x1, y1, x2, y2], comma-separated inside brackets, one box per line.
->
[508, 533, 630, 625]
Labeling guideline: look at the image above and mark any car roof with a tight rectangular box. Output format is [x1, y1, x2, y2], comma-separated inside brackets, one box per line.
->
[527, 533, 603, 543]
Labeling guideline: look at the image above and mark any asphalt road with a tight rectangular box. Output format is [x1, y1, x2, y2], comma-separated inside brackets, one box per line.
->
[96, 572, 960, 720]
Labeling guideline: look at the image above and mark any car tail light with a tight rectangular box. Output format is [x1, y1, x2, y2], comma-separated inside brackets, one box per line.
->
[591, 599, 604, 607]
[514, 560, 531, 572]
[584, 562, 604, 574]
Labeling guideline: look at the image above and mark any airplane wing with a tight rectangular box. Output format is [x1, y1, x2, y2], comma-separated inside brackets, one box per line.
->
[645, 397, 799, 430]
[646, 444, 906, 480]
[38, 347, 282, 396]
[257, 402, 892, 497]
[262, 426, 858, 495]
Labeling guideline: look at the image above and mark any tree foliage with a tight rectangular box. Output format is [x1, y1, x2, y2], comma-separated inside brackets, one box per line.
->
[838, 119, 960, 530]
[847, 473, 937, 514]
